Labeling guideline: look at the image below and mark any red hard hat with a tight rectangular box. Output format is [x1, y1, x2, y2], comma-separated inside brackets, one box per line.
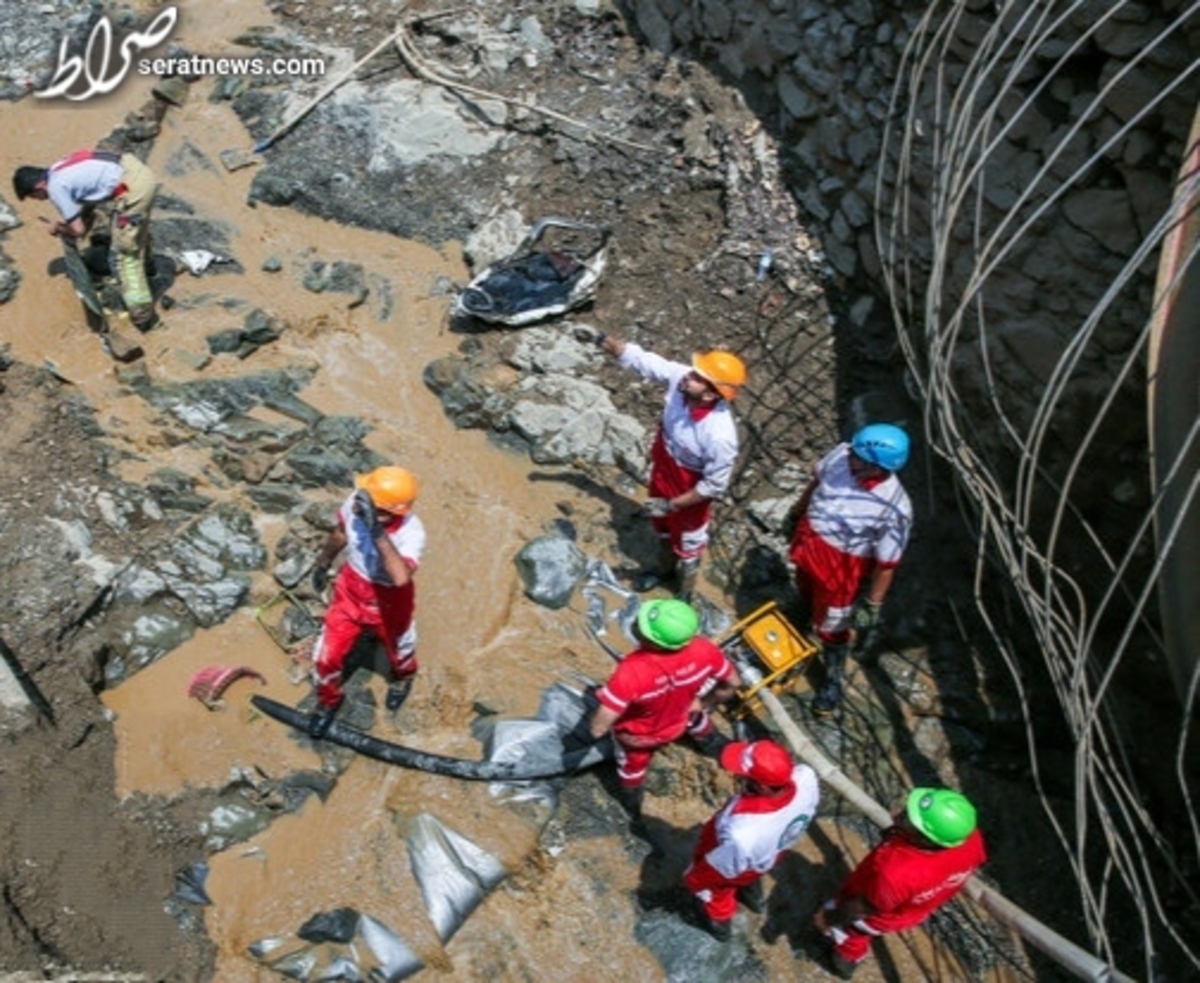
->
[719, 740, 793, 787]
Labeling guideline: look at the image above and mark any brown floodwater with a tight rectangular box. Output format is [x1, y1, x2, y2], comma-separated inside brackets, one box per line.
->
[0, 2, 1028, 980]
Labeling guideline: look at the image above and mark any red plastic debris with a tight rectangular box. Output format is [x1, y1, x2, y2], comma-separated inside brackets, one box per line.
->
[188, 665, 267, 708]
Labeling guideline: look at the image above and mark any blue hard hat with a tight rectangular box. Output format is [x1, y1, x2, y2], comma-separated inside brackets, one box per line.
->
[851, 424, 910, 472]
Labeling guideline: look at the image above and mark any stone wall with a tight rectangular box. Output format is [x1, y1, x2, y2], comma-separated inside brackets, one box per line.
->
[628, 0, 1197, 599]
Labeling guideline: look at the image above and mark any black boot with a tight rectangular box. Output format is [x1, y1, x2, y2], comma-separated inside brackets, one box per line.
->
[615, 784, 648, 837]
[737, 878, 765, 914]
[694, 901, 733, 942]
[675, 556, 700, 602]
[307, 703, 338, 740]
[812, 643, 848, 717]
[385, 676, 414, 711]
[634, 541, 677, 592]
[703, 915, 733, 942]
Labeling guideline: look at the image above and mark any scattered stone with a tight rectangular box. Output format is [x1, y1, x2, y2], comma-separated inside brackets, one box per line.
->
[152, 76, 190, 108]
[514, 535, 587, 609]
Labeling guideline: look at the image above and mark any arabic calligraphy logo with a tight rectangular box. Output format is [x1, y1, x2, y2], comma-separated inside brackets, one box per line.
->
[37, 6, 178, 101]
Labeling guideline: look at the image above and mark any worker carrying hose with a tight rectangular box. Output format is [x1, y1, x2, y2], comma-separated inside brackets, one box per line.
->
[13, 149, 160, 329]
[564, 599, 741, 834]
[813, 787, 987, 978]
[590, 330, 746, 601]
[684, 739, 820, 942]
[307, 466, 426, 739]
[788, 424, 913, 716]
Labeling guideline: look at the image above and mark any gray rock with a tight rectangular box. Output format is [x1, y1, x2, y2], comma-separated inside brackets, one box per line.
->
[463, 209, 528, 272]
[120, 609, 198, 671]
[0, 263, 20, 305]
[141, 368, 318, 433]
[191, 508, 267, 570]
[114, 565, 169, 604]
[339, 79, 503, 168]
[162, 573, 251, 628]
[514, 536, 587, 609]
[0, 197, 20, 233]
[204, 802, 271, 851]
[507, 326, 601, 375]
[248, 171, 301, 207]
[246, 486, 305, 514]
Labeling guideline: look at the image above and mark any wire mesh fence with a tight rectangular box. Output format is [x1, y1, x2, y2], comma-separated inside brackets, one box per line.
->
[875, 1, 1200, 977]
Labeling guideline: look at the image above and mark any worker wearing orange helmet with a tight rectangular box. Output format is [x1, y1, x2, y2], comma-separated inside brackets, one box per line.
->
[306, 466, 426, 738]
[595, 332, 745, 600]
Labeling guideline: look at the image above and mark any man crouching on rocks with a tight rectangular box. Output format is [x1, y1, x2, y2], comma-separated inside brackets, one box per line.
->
[14, 148, 159, 329]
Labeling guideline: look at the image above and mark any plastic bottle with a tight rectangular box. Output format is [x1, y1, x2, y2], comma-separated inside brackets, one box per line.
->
[756, 248, 774, 282]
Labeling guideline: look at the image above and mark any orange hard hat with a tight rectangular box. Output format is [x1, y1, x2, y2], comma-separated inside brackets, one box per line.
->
[355, 466, 418, 514]
[692, 350, 747, 400]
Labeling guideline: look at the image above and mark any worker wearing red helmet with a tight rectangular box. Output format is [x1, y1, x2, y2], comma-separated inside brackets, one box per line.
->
[684, 739, 820, 941]
[306, 466, 426, 738]
[813, 787, 987, 978]
[789, 424, 914, 716]
[594, 332, 746, 600]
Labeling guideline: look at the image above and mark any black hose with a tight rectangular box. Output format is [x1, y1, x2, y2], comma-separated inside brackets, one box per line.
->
[251, 695, 609, 781]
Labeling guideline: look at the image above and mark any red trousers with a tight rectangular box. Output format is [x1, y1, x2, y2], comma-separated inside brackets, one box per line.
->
[612, 708, 713, 787]
[648, 432, 711, 560]
[789, 516, 871, 644]
[684, 857, 759, 922]
[312, 568, 417, 708]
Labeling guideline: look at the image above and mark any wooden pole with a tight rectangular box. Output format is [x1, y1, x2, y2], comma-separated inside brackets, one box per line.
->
[747, 677, 1134, 982]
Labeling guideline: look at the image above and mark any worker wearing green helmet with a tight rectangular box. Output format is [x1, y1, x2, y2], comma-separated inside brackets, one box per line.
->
[563, 598, 742, 836]
[812, 787, 988, 977]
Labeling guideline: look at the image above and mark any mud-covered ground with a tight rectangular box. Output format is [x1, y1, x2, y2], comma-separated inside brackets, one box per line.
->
[0, 1, 1136, 981]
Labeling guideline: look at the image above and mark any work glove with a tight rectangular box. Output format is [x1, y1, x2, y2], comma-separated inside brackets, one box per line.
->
[307, 705, 337, 740]
[573, 325, 607, 347]
[642, 497, 673, 518]
[561, 718, 598, 754]
[352, 489, 383, 539]
[851, 598, 883, 633]
[311, 563, 330, 594]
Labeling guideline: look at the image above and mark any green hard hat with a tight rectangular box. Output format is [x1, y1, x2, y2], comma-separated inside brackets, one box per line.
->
[906, 788, 977, 847]
[636, 599, 700, 650]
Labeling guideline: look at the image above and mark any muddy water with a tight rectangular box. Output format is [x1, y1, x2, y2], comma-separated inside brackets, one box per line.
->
[0, 4, 1027, 981]
[2, 4, 628, 980]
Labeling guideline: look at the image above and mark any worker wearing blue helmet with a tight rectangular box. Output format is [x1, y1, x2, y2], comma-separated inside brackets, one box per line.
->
[789, 424, 913, 716]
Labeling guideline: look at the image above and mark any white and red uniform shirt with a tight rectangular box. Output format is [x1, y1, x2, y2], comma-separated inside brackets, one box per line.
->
[47, 149, 126, 223]
[697, 764, 820, 879]
[830, 826, 986, 956]
[596, 636, 735, 746]
[804, 443, 911, 565]
[790, 443, 912, 640]
[311, 497, 426, 708]
[618, 343, 739, 500]
[337, 494, 426, 584]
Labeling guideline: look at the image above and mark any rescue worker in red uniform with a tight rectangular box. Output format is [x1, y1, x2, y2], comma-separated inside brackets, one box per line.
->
[813, 787, 987, 978]
[684, 740, 820, 941]
[566, 598, 742, 830]
[789, 424, 913, 715]
[14, 149, 160, 328]
[594, 332, 746, 600]
[306, 467, 426, 738]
